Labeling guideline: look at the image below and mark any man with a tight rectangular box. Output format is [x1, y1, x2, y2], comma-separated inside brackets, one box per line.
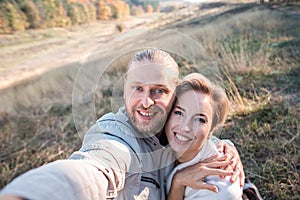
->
[0, 48, 244, 200]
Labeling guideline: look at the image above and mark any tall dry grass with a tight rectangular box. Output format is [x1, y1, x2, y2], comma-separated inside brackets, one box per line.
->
[183, 4, 300, 199]
[0, 2, 299, 199]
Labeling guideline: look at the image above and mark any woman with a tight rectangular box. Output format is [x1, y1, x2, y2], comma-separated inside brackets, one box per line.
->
[166, 73, 243, 200]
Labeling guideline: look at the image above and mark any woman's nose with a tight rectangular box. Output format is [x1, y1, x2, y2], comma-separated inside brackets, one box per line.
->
[182, 119, 192, 132]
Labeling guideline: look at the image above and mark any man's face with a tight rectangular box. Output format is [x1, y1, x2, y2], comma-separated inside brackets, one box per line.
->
[124, 62, 177, 136]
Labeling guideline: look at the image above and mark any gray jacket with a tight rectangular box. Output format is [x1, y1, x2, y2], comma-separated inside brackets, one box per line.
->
[70, 107, 176, 199]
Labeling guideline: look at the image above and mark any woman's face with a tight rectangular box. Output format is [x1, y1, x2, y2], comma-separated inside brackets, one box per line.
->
[166, 90, 213, 163]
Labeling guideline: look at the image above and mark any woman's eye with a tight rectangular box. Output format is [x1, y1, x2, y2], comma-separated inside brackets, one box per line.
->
[174, 110, 183, 116]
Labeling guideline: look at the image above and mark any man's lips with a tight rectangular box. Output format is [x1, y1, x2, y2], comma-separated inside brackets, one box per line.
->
[136, 110, 155, 120]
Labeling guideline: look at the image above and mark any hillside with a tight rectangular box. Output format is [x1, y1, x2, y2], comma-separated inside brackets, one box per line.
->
[0, 1, 299, 199]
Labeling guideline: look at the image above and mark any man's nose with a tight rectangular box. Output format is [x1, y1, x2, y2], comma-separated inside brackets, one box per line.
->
[141, 93, 155, 108]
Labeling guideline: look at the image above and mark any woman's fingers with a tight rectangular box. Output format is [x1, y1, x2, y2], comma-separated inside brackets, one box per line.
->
[200, 155, 219, 163]
[174, 164, 234, 192]
[229, 162, 245, 187]
[205, 167, 234, 177]
[195, 157, 233, 169]
[195, 182, 219, 193]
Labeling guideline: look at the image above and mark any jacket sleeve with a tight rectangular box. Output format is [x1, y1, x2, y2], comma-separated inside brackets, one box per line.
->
[1, 125, 138, 200]
[68, 122, 141, 198]
[0, 159, 110, 200]
[69, 137, 138, 197]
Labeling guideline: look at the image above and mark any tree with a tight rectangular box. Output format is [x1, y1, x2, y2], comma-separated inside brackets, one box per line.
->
[110, 1, 130, 19]
[146, 4, 153, 13]
[97, 0, 112, 20]
[0, 11, 11, 33]
[4, 1, 29, 31]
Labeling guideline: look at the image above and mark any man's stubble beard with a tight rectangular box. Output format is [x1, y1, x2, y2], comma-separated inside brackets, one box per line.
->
[126, 106, 168, 137]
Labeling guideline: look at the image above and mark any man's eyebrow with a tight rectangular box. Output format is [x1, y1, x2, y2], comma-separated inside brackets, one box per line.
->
[196, 113, 208, 118]
[130, 82, 169, 88]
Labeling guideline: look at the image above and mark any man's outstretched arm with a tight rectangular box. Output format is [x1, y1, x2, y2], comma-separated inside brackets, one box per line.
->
[0, 160, 110, 200]
[0, 195, 23, 200]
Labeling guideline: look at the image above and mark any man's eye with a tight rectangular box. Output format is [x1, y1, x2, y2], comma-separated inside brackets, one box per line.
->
[174, 110, 183, 116]
[134, 86, 142, 91]
[195, 118, 206, 123]
[156, 88, 167, 94]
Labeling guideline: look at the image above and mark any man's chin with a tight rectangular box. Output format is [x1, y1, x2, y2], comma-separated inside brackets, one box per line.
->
[134, 124, 163, 137]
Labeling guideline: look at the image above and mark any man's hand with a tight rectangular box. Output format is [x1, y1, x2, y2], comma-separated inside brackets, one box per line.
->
[0, 195, 24, 200]
[216, 141, 245, 187]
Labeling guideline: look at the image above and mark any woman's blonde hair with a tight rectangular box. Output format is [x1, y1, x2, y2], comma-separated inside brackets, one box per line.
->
[175, 73, 229, 133]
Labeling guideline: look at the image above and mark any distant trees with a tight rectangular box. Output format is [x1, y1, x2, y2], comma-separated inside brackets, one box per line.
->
[260, 0, 298, 4]
[0, 0, 158, 34]
[128, 0, 159, 12]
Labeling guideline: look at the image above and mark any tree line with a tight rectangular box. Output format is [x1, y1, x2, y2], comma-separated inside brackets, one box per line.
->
[0, 0, 160, 34]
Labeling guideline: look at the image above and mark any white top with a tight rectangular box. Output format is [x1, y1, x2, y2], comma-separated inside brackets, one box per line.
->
[166, 139, 243, 200]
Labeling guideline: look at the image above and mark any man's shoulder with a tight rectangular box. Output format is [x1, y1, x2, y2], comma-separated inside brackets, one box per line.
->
[95, 107, 135, 136]
[82, 107, 141, 154]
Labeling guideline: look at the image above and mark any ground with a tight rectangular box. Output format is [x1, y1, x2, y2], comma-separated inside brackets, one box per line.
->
[0, 1, 299, 199]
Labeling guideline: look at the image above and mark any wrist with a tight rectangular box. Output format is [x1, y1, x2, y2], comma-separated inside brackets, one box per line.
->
[172, 171, 186, 190]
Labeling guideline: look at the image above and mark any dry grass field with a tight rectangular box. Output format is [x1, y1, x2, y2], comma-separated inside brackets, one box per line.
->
[0, 1, 299, 199]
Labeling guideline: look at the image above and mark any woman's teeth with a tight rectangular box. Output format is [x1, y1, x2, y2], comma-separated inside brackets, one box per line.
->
[176, 134, 189, 142]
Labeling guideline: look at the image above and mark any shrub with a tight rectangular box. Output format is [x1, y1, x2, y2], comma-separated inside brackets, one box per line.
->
[22, 0, 41, 29]
[86, 2, 96, 22]
[68, 3, 82, 25]
[97, 0, 112, 20]
[4, 2, 29, 32]
[0, 11, 11, 34]
[161, 5, 178, 13]
[130, 5, 144, 16]
[54, 2, 71, 27]
[146, 4, 153, 13]
[115, 23, 125, 33]
[76, 3, 89, 24]
[110, 1, 130, 20]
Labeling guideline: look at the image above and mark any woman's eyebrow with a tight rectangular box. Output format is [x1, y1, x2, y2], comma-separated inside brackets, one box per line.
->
[174, 105, 185, 112]
[195, 113, 209, 120]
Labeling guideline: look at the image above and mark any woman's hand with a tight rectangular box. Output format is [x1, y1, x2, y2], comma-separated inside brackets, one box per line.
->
[168, 155, 234, 200]
[216, 142, 245, 187]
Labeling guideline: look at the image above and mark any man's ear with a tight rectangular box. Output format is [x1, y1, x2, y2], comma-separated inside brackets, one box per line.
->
[123, 77, 127, 100]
